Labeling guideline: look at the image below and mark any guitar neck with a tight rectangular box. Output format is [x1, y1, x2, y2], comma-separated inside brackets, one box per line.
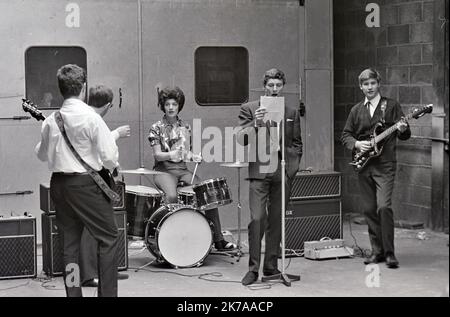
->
[373, 112, 413, 144]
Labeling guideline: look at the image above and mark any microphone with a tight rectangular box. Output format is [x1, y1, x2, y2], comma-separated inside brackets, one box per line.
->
[118, 88, 123, 108]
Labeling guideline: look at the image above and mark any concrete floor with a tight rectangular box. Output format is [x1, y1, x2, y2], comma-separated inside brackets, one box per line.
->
[0, 222, 448, 297]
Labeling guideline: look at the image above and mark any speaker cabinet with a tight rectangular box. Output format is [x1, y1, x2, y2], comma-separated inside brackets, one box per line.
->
[112, 181, 125, 210]
[40, 183, 55, 214]
[0, 216, 37, 279]
[285, 199, 342, 255]
[40, 182, 126, 213]
[41, 213, 64, 276]
[41, 211, 128, 277]
[290, 171, 341, 200]
[114, 209, 128, 270]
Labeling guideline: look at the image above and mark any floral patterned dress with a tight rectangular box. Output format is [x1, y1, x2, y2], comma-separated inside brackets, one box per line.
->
[148, 115, 191, 171]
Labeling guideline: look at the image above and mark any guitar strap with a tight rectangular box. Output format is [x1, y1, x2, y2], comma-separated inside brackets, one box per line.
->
[380, 98, 387, 125]
[54, 111, 119, 202]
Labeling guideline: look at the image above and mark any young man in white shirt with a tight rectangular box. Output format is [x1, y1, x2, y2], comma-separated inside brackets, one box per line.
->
[36, 64, 120, 297]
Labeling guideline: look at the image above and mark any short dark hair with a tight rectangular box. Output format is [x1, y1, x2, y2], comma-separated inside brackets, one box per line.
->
[56, 64, 87, 99]
[158, 86, 185, 113]
[358, 68, 381, 85]
[88, 85, 114, 108]
[263, 68, 286, 86]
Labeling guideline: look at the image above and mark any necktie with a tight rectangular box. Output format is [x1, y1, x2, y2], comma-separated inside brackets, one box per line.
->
[366, 101, 372, 117]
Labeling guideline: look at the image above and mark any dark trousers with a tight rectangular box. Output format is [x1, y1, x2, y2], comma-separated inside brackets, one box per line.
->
[358, 161, 396, 256]
[79, 228, 99, 284]
[154, 168, 224, 242]
[50, 173, 118, 297]
[248, 161, 292, 273]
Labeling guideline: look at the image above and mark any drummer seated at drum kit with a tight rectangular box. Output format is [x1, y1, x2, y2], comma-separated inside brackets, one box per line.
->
[148, 86, 236, 251]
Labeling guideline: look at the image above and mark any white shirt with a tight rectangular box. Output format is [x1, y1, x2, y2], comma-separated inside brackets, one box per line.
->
[35, 98, 119, 173]
[364, 94, 381, 118]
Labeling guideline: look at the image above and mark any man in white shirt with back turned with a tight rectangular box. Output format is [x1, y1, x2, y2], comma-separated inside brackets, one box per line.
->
[35, 64, 120, 297]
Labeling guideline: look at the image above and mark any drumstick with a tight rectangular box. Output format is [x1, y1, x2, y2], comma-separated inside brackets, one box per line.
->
[190, 152, 201, 184]
[191, 163, 199, 185]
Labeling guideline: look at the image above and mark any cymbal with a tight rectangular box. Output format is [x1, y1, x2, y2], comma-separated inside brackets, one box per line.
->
[119, 168, 167, 175]
[220, 162, 249, 168]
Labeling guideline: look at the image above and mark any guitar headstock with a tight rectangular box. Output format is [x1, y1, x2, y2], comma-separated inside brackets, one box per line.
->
[21, 98, 46, 121]
[411, 104, 433, 119]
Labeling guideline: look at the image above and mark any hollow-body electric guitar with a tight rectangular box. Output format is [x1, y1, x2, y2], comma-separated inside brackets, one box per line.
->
[350, 104, 433, 172]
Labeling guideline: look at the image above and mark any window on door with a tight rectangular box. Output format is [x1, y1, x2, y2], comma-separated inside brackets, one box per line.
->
[195, 46, 248, 106]
[25, 46, 87, 109]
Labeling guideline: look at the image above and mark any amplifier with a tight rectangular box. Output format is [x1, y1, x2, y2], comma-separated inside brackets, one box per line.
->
[114, 209, 128, 270]
[41, 213, 64, 276]
[41, 210, 128, 277]
[40, 183, 55, 213]
[40, 181, 126, 213]
[290, 171, 341, 200]
[0, 216, 37, 279]
[285, 198, 342, 256]
[304, 239, 354, 260]
[113, 181, 125, 210]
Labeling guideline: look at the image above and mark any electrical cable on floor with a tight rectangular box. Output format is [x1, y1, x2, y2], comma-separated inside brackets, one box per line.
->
[348, 214, 371, 258]
[283, 255, 293, 270]
[286, 249, 304, 257]
[34, 272, 65, 291]
[247, 282, 277, 291]
[129, 266, 242, 284]
[0, 272, 63, 292]
[0, 280, 30, 291]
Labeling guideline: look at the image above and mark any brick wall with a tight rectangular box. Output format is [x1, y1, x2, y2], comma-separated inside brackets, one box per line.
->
[334, 0, 437, 226]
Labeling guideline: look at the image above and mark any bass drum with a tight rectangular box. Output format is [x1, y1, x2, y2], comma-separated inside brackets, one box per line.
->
[144, 204, 213, 268]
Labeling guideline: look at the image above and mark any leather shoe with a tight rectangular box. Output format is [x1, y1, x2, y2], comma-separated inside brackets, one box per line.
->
[241, 271, 258, 286]
[82, 278, 98, 287]
[118, 272, 129, 280]
[385, 253, 399, 269]
[263, 269, 281, 277]
[214, 240, 237, 251]
[364, 254, 385, 265]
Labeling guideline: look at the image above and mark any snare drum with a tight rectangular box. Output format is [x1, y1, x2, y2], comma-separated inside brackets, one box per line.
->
[192, 178, 232, 210]
[177, 185, 196, 207]
[125, 185, 162, 238]
[144, 204, 213, 268]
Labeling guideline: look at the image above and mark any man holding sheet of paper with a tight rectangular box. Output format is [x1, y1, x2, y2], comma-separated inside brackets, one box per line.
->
[237, 68, 303, 286]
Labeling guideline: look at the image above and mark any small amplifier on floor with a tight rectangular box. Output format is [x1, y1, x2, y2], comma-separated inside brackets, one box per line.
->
[304, 238, 353, 260]
[0, 215, 37, 279]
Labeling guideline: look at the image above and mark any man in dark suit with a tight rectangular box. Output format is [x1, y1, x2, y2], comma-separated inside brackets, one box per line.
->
[342, 68, 410, 269]
[237, 68, 303, 285]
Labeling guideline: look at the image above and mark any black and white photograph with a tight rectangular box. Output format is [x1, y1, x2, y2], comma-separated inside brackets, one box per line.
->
[0, 0, 448, 303]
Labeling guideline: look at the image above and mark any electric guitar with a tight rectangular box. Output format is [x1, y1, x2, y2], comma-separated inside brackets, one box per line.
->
[21, 98, 118, 191]
[350, 104, 433, 172]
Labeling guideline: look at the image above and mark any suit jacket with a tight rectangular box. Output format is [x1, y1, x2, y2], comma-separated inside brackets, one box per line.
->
[341, 96, 411, 162]
[237, 100, 303, 180]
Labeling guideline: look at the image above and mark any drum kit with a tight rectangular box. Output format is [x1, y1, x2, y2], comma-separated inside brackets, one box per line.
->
[119, 162, 248, 269]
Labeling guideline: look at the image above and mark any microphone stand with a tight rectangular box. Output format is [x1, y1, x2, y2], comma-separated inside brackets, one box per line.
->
[261, 105, 300, 287]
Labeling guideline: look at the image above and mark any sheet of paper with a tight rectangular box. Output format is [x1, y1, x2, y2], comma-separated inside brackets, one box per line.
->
[260, 96, 284, 124]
